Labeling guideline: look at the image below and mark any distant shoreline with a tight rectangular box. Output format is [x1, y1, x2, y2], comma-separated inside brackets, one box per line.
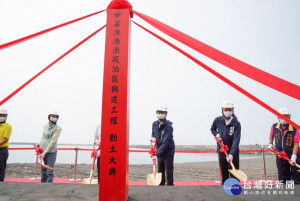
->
[10, 142, 267, 151]
[130, 144, 267, 151]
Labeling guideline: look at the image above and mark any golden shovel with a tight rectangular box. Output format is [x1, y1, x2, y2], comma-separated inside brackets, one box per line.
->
[147, 158, 162, 186]
[38, 155, 53, 170]
[268, 148, 300, 173]
[82, 155, 98, 184]
[215, 137, 248, 182]
[229, 161, 247, 182]
[82, 145, 99, 184]
[33, 144, 53, 170]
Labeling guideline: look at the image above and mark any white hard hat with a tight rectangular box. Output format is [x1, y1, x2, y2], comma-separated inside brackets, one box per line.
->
[0, 108, 8, 115]
[156, 105, 167, 112]
[49, 111, 60, 116]
[221, 100, 234, 108]
[278, 108, 291, 116]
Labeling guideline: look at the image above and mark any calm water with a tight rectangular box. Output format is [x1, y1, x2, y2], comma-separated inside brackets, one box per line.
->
[7, 144, 261, 165]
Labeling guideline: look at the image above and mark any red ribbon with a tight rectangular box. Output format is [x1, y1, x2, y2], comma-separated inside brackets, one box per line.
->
[107, 0, 133, 18]
[149, 139, 157, 158]
[132, 21, 300, 131]
[91, 144, 100, 159]
[0, 25, 106, 106]
[215, 137, 229, 157]
[91, 149, 98, 159]
[133, 11, 300, 100]
[268, 148, 290, 161]
[33, 144, 42, 155]
[0, 10, 105, 50]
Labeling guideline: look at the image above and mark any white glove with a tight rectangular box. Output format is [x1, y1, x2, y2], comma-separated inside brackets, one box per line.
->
[226, 154, 233, 163]
[216, 134, 221, 140]
[151, 155, 157, 160]
[40, 151, 47, 158]
[268, 144, 273, 149]
[94, 139, 100, 146]
[290, 154, 297, 166]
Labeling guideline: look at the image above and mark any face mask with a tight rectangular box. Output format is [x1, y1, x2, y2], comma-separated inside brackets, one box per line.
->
[279, 119, 288, 125]
[223, 111, 233, 118]
[50, 117, 58, 123]
[0, 117, 7, 123]
[157, 114, 166, 120]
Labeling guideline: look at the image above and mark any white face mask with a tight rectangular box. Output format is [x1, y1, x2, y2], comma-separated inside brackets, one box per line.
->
[279, 119, 288, 125]
[0, 117, 7, 123]
[223, 111, 233, 118]
[50, 116, 58, 123]
[157, 114, 166, 120]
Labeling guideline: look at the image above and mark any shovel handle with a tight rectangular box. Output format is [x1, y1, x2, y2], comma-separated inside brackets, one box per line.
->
[215, 137, 229, 157]
[150, 139, 157, 148]
[268, 148, 300, 169]
[229, 161, 236, 170]
[86, 169, 94, 184]
[91, 156, 96, 170]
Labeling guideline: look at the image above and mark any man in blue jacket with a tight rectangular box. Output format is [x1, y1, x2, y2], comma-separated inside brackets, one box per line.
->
[151, 105, 175, 186]
[211, 100, 241, 184]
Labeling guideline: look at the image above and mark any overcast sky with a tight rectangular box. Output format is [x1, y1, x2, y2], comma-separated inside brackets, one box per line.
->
[0, 0, 299, 145]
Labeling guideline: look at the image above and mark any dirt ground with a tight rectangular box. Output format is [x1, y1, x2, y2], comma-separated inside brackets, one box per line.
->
[1, 181, 299, 201]
[3, 155, 300, 201]
[6, 155, 278, 181]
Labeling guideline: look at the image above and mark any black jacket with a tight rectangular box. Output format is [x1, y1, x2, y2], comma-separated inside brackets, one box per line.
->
[210, 116, 241, 155]
[152, 120, 175, 157]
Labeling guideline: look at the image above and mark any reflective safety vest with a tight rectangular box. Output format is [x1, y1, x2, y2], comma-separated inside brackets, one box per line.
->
[273, 123, 296, 157]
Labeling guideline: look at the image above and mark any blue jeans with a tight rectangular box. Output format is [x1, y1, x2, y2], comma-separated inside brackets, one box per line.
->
[41, 151, 57, 183]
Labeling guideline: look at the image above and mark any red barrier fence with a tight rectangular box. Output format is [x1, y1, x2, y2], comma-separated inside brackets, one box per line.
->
[7, 146, 269, 182]
[8, 147, 266, 153]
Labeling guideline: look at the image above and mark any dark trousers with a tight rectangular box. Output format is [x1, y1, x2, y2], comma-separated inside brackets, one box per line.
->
[0, 147, 9, 182]
[97, 156, 100, 184]
[157, 155, 174, 186]
[276, 156, 300, 184]
[218, 152, 239, 185]
[41, 151, 57, 183]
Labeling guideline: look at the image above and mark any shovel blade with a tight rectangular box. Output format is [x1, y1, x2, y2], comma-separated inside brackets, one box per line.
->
[82, 178, 98, 184]
[147, 174, 155, 185]
[38, 162, 53, 170]
[229, 169, 247, 182]
[147, 173, 162, 186]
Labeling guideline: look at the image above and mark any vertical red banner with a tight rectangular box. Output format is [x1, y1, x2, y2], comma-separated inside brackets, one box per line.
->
[99, 9, 131, 201]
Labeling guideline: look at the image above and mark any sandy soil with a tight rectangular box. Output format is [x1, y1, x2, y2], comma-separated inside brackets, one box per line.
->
[6, 155, 278, 181]
[2, 151, 299, 201]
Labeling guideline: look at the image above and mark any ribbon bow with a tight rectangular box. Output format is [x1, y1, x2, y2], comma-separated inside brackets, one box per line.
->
[149, 139, 157, 158]
[33, 144, 42, 155]
[91, 143, 100, 159]
[91, 149, 98, 159]
[215, 137, 229, 157]
[268, 148, 289, 161]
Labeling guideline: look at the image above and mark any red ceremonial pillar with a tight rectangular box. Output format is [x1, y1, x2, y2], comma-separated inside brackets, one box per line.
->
[99, 9, 131, 201]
